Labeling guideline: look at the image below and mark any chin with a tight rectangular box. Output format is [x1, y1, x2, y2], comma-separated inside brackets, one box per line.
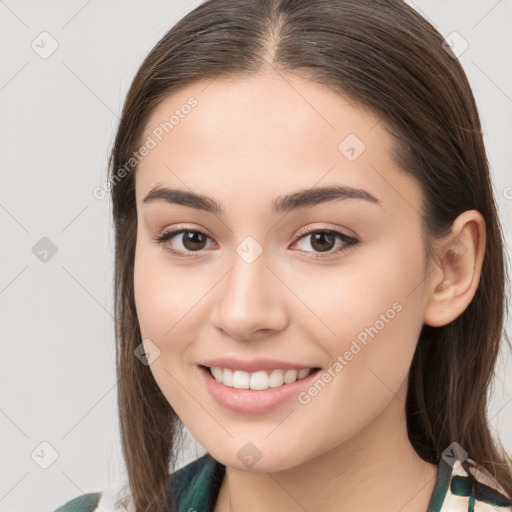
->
[209, 444, 309, 473]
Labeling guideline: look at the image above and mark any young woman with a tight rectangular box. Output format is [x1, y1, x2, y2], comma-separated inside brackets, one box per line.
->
[54, 0, 512, 511]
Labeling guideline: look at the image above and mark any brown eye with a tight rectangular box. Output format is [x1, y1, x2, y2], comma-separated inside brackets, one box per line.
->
[180, 231, 208, 251]
[291, 229, 359, 258]
[309, 232, 336, 252]
[154, 228, 214, 258]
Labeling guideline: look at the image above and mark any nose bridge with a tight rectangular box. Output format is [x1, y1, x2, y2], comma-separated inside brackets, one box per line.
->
[221, 239, 272, 313]
[210, 236, 287, 339]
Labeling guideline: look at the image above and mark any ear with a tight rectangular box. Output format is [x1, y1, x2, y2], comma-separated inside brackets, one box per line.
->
[423, 210, 486, 327]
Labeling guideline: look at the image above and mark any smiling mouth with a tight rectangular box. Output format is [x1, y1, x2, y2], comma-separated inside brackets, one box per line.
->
[200, 365, 322, 391]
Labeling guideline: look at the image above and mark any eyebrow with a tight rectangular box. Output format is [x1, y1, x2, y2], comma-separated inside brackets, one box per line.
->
[142, 184, 382, 215]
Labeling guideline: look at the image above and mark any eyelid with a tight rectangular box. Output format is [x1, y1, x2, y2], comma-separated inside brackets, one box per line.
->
[154, 223, 359, 259]
[153, 223, 215, 248]
[294, 222, 356, 239]
[290, 226, 359, 259]
[156, 222, 355, 241]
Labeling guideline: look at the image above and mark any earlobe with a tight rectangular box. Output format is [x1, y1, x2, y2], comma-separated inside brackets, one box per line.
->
[423, 210, 486, 328]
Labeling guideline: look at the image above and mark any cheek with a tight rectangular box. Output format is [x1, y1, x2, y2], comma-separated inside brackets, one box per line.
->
[134, 243, 197, 338]
[303, 238, 426, 382]
[133, 242, 216, 381]
[133, 245, 200, 412]
[291, 266, 424, 442]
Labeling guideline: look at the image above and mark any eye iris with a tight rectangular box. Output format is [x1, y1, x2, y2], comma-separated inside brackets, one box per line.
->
[183, 231, 207, 251]
[310, 232, 335, 252]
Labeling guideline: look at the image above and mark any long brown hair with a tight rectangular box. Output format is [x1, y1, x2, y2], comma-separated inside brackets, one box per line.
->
[108, 0, 512, 509]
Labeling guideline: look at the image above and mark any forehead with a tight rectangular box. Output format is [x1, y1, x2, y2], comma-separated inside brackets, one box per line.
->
[134, 70, 422, 217]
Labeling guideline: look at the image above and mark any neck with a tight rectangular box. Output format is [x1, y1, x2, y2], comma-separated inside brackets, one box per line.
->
[215, 383, 439, 512]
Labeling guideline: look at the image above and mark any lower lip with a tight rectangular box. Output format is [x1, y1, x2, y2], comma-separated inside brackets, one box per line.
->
[197, 365, 321, 414]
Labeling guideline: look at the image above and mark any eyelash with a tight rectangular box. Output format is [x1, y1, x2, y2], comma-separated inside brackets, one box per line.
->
[153, 225, 360, 260]
[154, 228, 360, 258]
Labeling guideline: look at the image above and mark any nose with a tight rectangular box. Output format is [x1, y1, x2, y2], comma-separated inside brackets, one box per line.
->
[209, 249, 289, 341]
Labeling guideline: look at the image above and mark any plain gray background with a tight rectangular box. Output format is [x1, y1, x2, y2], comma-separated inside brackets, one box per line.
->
[1, 1, 511, 510]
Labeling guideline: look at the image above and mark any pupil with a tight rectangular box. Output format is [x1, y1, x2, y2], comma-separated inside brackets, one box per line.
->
[180, 231, 336, 253]
[184, 231, 206, 250]
[311, 232, 334, 252]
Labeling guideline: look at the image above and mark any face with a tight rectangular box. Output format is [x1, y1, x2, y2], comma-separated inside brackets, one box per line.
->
[133, 70, 432, 472]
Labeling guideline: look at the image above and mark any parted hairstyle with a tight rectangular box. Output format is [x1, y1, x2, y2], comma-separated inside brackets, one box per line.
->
[107, 0, 512, 510]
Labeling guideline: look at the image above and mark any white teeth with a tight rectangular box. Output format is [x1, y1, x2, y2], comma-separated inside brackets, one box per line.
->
[269, 369, 284, 388]
[250, 371, 269, 390]
[223, 368, 234, 387]
[211, 367, 223, 381]
[209, 367, 313, 390]
[283, 369, 298, 384]
[232, 370, 250, 389]
[297, 368, 310, 379]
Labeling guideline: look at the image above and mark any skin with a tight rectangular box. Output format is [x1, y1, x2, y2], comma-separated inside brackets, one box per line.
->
[133, 68, 486, 512]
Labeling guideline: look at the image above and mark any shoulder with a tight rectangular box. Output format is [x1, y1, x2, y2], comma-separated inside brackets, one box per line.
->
[52, 454, 225, 512]
[52, 483, 132, 512]
[52, 492, 102, 512]
[434, 457, 512, 512]
[168, 452, 226, 511]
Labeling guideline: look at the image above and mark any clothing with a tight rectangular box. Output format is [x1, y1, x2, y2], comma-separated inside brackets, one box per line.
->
[53, 452, 512, 512]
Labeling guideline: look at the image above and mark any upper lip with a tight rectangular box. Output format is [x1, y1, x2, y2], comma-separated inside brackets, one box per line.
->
[201, 357, 319, 373]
